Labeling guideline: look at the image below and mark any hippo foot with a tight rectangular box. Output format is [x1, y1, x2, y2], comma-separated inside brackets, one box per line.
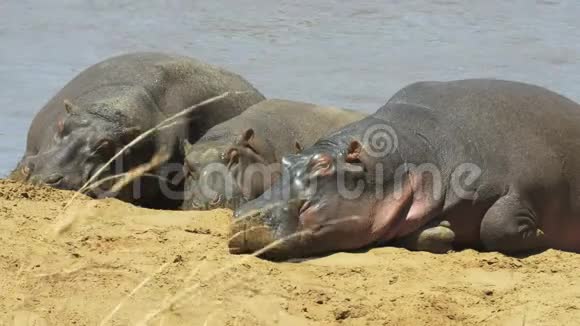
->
[396, 220, 455, 254]
[480, 192, 547, 254]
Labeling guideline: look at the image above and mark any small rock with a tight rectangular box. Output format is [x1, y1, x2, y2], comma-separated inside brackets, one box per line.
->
[173, 255, 184, 263]
[185, 228, 211, 235]
[350, 267, 363, 274]
[512, 260, 523, 268]
[484, 289, 494, 296]
[334, 309, 351, 320]
[486, 259, 497, 265]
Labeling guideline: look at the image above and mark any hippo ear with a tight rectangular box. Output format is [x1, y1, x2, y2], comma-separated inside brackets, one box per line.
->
[345, 139, 374, 172]
[183, 140, 193, 154]
[294, 141, 304, 153]
[346, 140, 363, 163]
[236, 128, 275, 162]
[120, 127, 141, 144]
[57, 120, 65, 135]
[226, 147, 240, 168]
[238, 128, 258, 152]
[241, 128, 255, 142]
[63, 99, 79, 115]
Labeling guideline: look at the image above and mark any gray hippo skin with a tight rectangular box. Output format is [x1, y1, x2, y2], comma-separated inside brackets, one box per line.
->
[11, 52, 265, 208]
[182, 99, 365, 210]
[230, 79, 580, 259]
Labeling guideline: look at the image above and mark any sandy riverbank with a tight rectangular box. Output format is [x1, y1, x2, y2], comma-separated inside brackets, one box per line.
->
[0, 179, 578, 325]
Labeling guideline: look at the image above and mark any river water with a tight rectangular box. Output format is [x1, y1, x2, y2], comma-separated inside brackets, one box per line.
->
[1, 0, 579, 176]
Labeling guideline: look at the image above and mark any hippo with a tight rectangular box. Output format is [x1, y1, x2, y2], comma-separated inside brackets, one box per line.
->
[11, 52, 265, 208]
[229, 79, 580, 259]
[182, 99, 365, 210]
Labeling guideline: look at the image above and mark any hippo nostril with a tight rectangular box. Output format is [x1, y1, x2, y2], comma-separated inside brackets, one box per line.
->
[188, 202, 200, 210]
[21, 165, 31, 177]
[298, 200, 310, 215]
[228, 208, 277, 255]
[228, 220, 247, 255]
[210, 194, 222, 207]
[44, 174, 64, 185]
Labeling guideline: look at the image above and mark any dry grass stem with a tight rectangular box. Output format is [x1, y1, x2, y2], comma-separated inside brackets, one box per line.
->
[137, 230, 308, 325]
[85, 173, 169, 192]
[109, 151, 170, 193]
[99, 262, 171, 326]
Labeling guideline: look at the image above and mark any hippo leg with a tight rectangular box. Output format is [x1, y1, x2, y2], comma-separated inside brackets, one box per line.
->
[395, 220, 455, 253]
[480, 193, 546, 254]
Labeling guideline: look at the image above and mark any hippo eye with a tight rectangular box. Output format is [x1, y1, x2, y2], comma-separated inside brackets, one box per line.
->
[310, 157, 331, 171]
[309, 154, 334, 177]
[57, 119, 74, 137]
[312, 160, 330, 171]
[93, 139, 115, 156]
[185, 160, 200, 179]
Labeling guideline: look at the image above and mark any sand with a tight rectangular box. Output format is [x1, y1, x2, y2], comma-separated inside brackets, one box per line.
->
[0, 178, 579, 325]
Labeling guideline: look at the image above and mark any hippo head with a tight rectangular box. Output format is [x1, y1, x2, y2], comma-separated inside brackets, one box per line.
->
[182, 128, 297, 210]
[182, 138, 234, 210]
[17, 100, 144, 198]
[229, 138, 403, 259]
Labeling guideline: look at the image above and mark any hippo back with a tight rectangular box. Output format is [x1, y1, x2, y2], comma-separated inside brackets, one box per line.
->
[384, 79, 580, 169]
[25, 52, 265, 155]
[200, 98, 366, 158]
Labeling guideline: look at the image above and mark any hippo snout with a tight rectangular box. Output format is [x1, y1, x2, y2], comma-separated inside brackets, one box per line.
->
[229, 196, 307, 259]
[28, 172, 81, 190]
[29, 173, 65, 187]
[228, 208, 276, 255]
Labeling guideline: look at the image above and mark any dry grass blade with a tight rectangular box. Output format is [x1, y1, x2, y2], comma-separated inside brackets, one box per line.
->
[99, 262, 171, 326]
[34, 265, 86, 278]
[137, 230, 309, 325]
[54, 91, 237, 234]
[84, 173, 169, 192]
[162, 260, 208, 312]
[109, 151, 170, 193]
